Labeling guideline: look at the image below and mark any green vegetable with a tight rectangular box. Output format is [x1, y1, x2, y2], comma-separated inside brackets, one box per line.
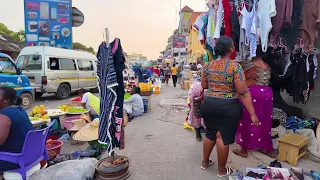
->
[67, 107, 88, 113]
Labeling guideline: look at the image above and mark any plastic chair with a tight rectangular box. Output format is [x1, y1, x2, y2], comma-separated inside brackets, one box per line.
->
[0, 120, 55, 180]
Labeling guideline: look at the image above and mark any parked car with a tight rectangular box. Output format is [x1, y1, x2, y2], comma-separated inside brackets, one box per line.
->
[0, 53, 34, 109]
[16, 46, 98, 99]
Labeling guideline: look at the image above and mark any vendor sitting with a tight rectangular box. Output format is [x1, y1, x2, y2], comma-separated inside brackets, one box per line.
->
[0, 87, 34, 171]
[124, 86, 144, 121]
[78, 89, 100, 120]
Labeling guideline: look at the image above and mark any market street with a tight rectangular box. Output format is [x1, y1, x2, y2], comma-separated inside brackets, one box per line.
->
[57, 83, 319, 180]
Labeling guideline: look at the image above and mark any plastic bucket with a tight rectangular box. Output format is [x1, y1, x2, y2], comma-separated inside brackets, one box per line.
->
[3, 163, 40, 180]
[142, 99, 148, 113]
[46, 140, 63, 159]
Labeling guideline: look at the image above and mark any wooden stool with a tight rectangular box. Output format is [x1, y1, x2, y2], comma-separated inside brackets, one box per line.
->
[278, 133, 309, 167]
[69, 123, 88, 145]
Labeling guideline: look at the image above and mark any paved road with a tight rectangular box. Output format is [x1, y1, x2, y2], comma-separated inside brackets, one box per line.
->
[28, 93, 99, 113]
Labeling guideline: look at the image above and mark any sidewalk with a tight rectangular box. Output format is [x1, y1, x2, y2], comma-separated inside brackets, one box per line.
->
[112, 83, 319, 180]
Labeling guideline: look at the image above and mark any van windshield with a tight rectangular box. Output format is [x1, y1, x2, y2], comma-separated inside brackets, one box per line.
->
[0, 57, 16, 74]
[17, 55, 42, 70]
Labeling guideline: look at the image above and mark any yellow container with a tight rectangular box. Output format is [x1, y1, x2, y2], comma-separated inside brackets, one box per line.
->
[154, 90, 160, 94]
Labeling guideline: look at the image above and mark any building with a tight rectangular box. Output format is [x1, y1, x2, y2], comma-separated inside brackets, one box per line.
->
[160, 6, 197, 65]
[127, 53, 148, 65]
[0, 33, 25, 60]
[187, 12, 205, 63]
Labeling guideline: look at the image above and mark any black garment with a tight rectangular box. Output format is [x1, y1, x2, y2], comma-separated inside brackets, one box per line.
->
[201, 97, 242, 145]
[231, 1, 240, 52]
[112, 38, 126, 148]
[287, 0, 304, 50]
[172, 75, 178, 87]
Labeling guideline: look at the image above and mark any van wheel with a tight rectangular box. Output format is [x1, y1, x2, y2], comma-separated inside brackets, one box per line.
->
[56, 84, 71, 100]
[20, 93, 33, 110]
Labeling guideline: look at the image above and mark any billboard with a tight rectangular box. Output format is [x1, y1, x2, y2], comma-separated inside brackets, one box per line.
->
[172, 35, 186, 48]
[24, 0, 72, 49]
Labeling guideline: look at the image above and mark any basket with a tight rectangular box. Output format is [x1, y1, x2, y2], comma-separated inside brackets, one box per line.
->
[140, 91, 153, 96]
[46, 140, 63, 159]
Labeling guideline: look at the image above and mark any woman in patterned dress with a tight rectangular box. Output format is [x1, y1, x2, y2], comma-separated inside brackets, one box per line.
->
[233, 48, 275, 158]
[200, 36, 259, 177]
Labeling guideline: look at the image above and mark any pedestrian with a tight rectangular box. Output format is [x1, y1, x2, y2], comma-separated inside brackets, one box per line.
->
[171, 64, 178, 87]
[0, 87, 34, 171]
[123, 86, 144, 122]
[78, 89, 100, 120]
[200, 36, 259, 177]
[233, 46, 275, 158]
[164, 63, 171, 85]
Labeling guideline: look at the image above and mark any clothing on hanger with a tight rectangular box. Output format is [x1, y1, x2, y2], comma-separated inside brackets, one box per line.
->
[97, 38, 125, 153]
[258, 0, 277, 52]
[299, 0, 320, 52]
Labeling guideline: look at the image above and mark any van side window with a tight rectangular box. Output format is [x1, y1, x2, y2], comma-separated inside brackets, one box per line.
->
[49, 58, 60, 70]
[60, 59, 76, 70]
[78, 60, 94, 71]
[49, 58, 76, 70]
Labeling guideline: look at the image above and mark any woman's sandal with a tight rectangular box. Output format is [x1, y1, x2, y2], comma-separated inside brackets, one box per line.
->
[200, 159, 214, 170]
[217, 167, 235, 178]
[258, 149, 276, 158]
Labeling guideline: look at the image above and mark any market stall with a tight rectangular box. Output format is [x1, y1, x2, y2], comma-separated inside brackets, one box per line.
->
[184, 0, 320, 176]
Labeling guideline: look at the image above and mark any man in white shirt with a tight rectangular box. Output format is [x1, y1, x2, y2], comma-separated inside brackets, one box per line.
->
[78, 89, 100, 119]
[124, 86, 144, 121]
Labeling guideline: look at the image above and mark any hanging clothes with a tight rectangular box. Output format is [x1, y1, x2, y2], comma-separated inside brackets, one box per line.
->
[258, 0, 277, 52]
[247, 0, 258, 58]
[299, 0, 320, 52]
[287, 0, 304, 50]
[238, 3, 250, 60]
[213, 0, 224, 39]
[230, 0, 240, 53]
[97, 38, 125, 153]
[271, 0, 293, 47]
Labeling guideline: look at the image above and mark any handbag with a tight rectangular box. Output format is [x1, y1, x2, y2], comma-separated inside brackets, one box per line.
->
[193, 90, 204, 118]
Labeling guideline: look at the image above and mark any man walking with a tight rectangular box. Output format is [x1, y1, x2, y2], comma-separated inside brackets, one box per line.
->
[171, 64, 178, 87]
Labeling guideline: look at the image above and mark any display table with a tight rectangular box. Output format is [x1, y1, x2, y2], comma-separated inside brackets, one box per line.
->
[31, 119, 51, 129]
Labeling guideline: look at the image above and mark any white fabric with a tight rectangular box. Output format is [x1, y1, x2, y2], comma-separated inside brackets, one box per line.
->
[81, 93, 97, 115]
[213, 0, 223, 39]
[313, 55, 318, 78]
[124, 94, 144, 115]
[239, 5, 250, 60]
[258, 0, 276, 52]
[194, 14, 205, 41]
[197, 64, 203, 71]
[81, 93, 90, 108]
[29, 159, 97, 180]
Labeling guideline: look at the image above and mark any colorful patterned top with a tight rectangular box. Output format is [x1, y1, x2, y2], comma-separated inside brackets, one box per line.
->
[203, 59, 246, 99]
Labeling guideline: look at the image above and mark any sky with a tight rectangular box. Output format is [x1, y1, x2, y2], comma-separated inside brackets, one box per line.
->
[0, 0, 206, 59]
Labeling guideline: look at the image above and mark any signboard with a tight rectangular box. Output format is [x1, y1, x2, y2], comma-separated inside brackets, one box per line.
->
[24, 0, 72, 49]
[72, 7, 84, 27]
[172, 35, 186, 48]
[183, 12, 192, 19]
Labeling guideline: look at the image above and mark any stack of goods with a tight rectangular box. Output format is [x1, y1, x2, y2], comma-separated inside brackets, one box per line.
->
[29, 105, 50, 121]
[138, 82, 154, 95]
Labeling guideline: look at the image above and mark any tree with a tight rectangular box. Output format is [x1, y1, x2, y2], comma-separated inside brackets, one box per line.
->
[0, 23, 25, 43]
[72, 42, 96, 55]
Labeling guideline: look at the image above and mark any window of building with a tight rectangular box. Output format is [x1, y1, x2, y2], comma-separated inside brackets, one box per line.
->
[78, 60, 94, 71]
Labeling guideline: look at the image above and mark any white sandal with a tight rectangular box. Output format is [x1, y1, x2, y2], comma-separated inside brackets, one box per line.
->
[217, 167, 235, 178]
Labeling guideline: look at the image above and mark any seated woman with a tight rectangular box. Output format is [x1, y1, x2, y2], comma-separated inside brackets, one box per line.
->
[124, 86, 144, 121]
[0, 87, 34, 171]
[78, 89, 100, 120]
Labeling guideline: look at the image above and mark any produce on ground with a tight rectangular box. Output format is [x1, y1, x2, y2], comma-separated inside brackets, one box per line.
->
[138, 82, 153, 92]
[67, 107, 89, 114]
[29, 105, 49, 120]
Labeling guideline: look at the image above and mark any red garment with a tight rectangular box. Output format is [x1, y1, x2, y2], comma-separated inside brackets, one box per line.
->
[222, 0, 236, 59]
[155, 68, 160, 76]
[150, 68, 155, 73]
